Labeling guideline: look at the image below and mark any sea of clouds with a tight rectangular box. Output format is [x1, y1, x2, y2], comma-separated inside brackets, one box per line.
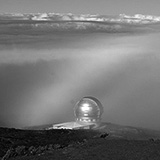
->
[0, 14, 160, 130]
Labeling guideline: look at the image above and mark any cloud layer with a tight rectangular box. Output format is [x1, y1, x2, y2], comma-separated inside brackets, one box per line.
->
[1, 13, 160, 23]
[0, 13, 160, 35]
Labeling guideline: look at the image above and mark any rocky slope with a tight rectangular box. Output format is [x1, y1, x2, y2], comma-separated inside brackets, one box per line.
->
[1, 123, 160, 159]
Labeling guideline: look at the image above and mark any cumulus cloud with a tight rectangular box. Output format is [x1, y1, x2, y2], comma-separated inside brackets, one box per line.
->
[3, 12, 160, 23]
[1, 13, 160, 34]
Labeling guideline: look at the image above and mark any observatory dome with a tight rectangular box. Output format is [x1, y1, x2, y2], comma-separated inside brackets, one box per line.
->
[74, 97, 103, 123]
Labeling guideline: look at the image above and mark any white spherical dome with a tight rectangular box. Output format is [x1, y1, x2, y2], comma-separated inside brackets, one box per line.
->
[74, 97, 103, 123]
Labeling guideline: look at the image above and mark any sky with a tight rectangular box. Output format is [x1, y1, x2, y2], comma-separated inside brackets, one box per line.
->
[0, 1, 160, 130]
[0, 0, 160, 16]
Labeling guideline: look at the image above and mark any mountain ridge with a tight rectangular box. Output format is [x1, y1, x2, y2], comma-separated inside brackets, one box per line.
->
[23, 122, 160, 140]
[1, 123, 160, 159]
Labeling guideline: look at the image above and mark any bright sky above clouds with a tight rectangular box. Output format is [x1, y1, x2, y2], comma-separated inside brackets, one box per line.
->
[0, 0, 160, 15]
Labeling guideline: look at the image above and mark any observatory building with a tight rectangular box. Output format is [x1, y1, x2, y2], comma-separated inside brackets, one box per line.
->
[74, 96, 103, 123]
[50, 97, 103, 130]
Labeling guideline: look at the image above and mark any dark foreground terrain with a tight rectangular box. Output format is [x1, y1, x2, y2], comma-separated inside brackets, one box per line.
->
[1, 127, 160, 160]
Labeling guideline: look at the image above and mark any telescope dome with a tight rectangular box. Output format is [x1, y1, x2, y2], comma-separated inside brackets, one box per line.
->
[74, 97, 103, 123]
